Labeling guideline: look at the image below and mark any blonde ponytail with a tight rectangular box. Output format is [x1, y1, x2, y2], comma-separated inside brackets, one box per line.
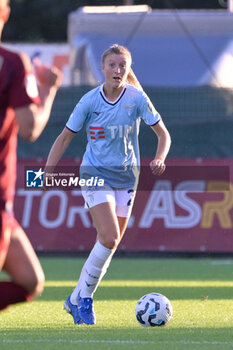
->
[127, 68, 143, 91]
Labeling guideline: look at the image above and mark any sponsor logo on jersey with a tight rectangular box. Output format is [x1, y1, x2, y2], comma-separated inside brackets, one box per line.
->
[89, 124, 135, 140]
[124, 104, 135, 110]
[107, 124, 134, 139]
[89, 126, 105, 140]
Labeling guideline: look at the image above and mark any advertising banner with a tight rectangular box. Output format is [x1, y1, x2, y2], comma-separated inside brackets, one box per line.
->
[15, 158, 233, 253]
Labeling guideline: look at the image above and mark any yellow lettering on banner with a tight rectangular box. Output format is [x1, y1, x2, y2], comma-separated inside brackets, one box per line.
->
[201, 182, 233, 228]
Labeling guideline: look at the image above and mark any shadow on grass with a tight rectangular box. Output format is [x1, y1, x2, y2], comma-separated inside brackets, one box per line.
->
[40, 257, 233, 282]
[40, 285, 233, 301]
[0, 327, 232, 342]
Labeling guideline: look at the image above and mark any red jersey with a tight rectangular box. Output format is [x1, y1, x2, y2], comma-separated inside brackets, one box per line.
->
[0, 46, 40, 204]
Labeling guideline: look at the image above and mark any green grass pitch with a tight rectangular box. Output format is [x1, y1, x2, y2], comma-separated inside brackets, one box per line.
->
[0, 257, 233, 350]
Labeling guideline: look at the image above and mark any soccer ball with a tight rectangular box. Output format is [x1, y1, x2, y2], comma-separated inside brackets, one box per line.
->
[135, 293, 173, 327]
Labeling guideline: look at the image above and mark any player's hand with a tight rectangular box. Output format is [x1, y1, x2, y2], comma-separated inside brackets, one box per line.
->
[150, 158, 166, 176]
[33, 59, 63, 89]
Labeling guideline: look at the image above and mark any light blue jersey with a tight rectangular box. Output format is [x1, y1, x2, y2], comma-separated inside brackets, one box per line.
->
[66, 83, 161, 188]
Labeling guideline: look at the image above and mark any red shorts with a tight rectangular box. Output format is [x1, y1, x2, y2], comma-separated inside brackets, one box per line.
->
[0, 205, 20, 252]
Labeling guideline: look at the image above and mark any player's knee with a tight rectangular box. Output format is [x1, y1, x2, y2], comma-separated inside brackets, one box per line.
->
[34, 275, 45, 297]
[28, 272, 45, 299]
[101, 234, 120, 249]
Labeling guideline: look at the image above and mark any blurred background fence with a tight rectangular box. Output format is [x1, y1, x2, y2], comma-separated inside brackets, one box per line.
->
[18, 86, 233, 159]
[3, 0, 232, 254]
[4, 0, 228, 43]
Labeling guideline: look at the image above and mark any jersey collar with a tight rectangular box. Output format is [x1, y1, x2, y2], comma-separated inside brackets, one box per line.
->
[100, 84, 126, 106]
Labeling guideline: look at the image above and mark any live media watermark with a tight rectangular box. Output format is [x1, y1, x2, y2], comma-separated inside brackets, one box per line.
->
[25, 168, 104, 189]
[24, 165, 230, 191]
[45, 174, 104, 188]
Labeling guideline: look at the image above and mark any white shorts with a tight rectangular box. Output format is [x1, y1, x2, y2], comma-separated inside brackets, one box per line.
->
[81, 185, 136, 218]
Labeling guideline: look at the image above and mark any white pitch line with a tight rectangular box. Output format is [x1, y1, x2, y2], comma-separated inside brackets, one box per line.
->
[161, 340, 233, 345]
[210, 260, 233, 265]
[1, 339, 233, 346]
[1, 339, 154, 344]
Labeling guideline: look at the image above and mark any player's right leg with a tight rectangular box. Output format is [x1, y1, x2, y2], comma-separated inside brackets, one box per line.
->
[73, 188, 135, 324]
[66, 198, 120, 325]
[64, 295, 83, 325]
[0, 219, 45, 311]
[0, 209, 12, 271]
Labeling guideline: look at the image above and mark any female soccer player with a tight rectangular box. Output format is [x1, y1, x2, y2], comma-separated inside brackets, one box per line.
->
[45, 44, 171, 325]
[0, 0, 62, 311]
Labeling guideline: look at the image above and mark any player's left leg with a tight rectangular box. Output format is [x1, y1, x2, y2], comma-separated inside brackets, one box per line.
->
[117, 215, 130, 242]
[114, 186, 136, 244]
[0, 221, 45, 311]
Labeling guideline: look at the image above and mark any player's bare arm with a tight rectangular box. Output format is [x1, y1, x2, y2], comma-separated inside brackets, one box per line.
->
[150, 119, 171, 176]
[44, 127, 76, 174]
[15, 53, 63, 142]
